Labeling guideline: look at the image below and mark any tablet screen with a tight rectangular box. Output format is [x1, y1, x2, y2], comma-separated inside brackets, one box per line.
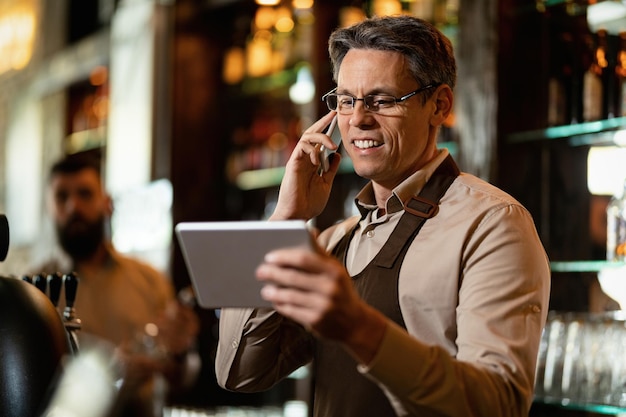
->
[175, 220, 312, 308]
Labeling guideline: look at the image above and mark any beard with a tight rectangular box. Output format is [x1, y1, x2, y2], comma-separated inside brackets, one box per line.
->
[56, 214, 106, 261]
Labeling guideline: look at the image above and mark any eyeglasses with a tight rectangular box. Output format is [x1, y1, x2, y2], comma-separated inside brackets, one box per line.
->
[321, 83, 440, 114]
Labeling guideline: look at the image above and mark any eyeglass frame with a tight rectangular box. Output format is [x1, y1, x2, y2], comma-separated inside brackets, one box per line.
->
[320, 83, 441, 114]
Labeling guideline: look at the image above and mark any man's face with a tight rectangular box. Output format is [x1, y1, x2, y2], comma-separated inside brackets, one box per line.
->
[336, 49, 439, 190]
[49, 168, 110, 260]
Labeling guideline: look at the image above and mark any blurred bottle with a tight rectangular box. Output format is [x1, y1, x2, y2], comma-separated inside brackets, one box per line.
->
[582, 30, 607, 122]
[604, 31, 620, 119]
[616, 31, 626, 117]
[547, 31, 569, 126]
[607, 178, 626, 261]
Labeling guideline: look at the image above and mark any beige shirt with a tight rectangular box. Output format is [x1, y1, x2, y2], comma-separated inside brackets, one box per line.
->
[33, 243, 174, 347]
[216, 149, 551, 417]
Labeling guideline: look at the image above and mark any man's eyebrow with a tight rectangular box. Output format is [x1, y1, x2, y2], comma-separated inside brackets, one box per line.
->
[336, 88, 393, 96]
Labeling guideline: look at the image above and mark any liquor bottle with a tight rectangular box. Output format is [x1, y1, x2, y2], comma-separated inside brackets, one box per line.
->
[582, 30, 606, 122]
[616, 32, 626, 117]
[606, 178, 626, 262]
[547, 77, 567, 126]
[603, 32, 619, 119]
[563, 27, 584, 125]
[548, 31, 569, 126]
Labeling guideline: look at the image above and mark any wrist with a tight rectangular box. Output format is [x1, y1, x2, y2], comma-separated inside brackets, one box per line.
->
[342, 304, 388, 365]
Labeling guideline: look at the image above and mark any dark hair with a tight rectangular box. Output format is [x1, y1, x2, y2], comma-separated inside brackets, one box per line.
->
[49, 152, 102, 182]
[328, 15, 456, 99]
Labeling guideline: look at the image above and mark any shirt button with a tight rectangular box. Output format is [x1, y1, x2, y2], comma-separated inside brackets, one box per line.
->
[366, 230, 375, 238]
[231, 339, 239, 349]
[531, 305, 541, 313]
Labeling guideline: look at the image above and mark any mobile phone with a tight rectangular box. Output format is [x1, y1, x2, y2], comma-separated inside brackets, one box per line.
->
[318, 115, 342, 175]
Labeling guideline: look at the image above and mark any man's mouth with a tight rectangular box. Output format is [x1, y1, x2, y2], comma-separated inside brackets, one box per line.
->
[353, 139, 382, 149]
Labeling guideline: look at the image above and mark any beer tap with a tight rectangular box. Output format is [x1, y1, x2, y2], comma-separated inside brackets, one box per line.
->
[47, 272, 63, 307]
[63, 272, 81, 354]
[32, 274, 47, 294]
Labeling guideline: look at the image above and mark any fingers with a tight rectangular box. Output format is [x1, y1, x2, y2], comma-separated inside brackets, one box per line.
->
[257, 262, 330, 295]
[297, 112, 339, 166]
[260, 246, 332, 277]
[303, 111, 337, 136]
[256, 248, 344, 303]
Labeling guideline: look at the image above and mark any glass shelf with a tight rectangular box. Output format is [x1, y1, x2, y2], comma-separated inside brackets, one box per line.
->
[550, 260, 626, 273]
[235, 157, 355, 190]
[506, 117, 626, 146]
[536, 398, 626, 415]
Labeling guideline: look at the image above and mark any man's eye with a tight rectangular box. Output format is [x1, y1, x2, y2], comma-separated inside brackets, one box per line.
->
[371, 96, 395, 107]
[54, 192, 68, 204]
[338, 96, 354, 107]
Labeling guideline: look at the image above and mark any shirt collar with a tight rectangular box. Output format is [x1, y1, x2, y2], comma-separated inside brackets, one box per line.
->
[354, 148, 451, 217]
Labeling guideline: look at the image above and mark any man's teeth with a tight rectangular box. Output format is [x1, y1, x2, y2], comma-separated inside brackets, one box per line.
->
[354, 139, 381, 149]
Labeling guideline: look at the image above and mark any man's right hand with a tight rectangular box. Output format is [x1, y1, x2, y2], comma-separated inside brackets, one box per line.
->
[270, 112, 342, 221]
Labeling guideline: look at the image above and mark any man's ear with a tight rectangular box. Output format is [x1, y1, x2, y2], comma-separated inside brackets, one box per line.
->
[430, 85, 454, 126]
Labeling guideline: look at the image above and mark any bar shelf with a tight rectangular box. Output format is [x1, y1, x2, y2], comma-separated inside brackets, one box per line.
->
[550, 260, 626, 273]
[506, 117, 626, 147]
[534, 399, 626, 415]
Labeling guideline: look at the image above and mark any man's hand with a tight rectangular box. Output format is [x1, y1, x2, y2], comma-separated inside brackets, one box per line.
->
[270, 112, 342, 221]
[154, 302, 199, 356]
[256, 244, 387, 364]
[117, 302, 200, 388]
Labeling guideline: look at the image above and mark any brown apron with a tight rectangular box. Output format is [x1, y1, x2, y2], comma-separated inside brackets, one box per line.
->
[312, 155, 459, 417]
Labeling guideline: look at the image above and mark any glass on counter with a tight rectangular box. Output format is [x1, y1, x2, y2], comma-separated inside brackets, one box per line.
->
[164, 401, 307, 417]
[535, 311, 626, 409]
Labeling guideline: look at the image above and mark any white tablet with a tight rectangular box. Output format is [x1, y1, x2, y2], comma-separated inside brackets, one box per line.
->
[175, 220, 313, 308]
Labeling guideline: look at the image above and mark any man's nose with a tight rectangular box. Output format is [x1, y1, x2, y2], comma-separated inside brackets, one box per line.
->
[63, 194, 83, 213]
[349, 101, 374, 127]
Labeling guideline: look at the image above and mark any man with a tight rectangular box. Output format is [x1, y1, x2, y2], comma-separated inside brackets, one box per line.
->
[216, 15, 550, 417]
[33, 152, 199, 417]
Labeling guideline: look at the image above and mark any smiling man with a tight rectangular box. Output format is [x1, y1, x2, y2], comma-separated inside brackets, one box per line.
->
[215, 15, 550, 417]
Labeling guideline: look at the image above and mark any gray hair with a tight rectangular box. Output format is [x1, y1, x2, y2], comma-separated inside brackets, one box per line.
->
[328, 15, 456, 99]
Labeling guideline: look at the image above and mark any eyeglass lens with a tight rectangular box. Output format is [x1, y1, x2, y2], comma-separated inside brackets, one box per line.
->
[325, 95, 397, 113]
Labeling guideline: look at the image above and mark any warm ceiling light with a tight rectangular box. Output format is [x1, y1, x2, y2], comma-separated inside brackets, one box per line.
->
[246, 36, 273, 77]
[255, 6, 276, 30]
[275, 7, 294, 32]
[340, 7, 367, 28]
[0, 3, 37, 74]
[371, 0, 402, 17]
[275, 17, 294, 32]
[293, 0, 314, 9]
[222, 47, 245, 84]
[256, 0, 280, 6]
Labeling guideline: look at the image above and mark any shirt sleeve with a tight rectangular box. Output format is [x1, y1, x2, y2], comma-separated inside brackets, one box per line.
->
[215, 307, 315, 392]
[215, 217, 360, 392]
[358, 203, 551, 417]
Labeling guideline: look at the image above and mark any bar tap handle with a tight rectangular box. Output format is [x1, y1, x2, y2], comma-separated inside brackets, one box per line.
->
[63, 272, 79, 319]
[21, 275, 32, 284]
[33, 273, 47, 294]
[47, 272, 63, 307]
[63, 272, 81, 354]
